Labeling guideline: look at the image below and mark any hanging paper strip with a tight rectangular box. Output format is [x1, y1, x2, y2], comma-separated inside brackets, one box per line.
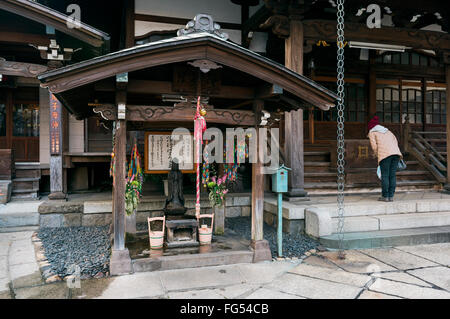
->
[194, 96, 207, 219]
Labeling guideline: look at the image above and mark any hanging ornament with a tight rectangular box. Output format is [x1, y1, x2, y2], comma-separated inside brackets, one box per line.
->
[194, 96, 207, 219]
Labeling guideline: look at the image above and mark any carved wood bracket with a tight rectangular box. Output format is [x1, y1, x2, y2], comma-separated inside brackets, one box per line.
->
[0, 58, 48, 78]
[92, 104, 255, 126]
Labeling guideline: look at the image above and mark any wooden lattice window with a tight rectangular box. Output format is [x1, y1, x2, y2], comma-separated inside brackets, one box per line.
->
[401, 88, 423, 124]
[426, 89, 446, 124]
[376, 86, 402, 123]
[314, 82, 366, 122]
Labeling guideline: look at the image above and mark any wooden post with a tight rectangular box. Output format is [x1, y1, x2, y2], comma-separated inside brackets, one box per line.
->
[368, 50, 377, 120]
[308, 107, 314, 144]
[251, 99, 271, 262]
[48, 93, 67, 200]
[444, 65, 450, 192]
[284, 18, 307, 199]
[109, 87, 132, 275]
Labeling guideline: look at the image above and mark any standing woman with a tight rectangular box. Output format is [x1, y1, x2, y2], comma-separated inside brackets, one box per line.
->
[368, 116, 402, 202]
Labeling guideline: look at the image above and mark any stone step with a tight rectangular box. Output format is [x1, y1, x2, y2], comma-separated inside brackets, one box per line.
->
[331, 211, 450, 233]
[0, 225, 39, 233]
[320, 226, 450, 249]
[0, 211, 39, 227]
[132, 250, 254, 272]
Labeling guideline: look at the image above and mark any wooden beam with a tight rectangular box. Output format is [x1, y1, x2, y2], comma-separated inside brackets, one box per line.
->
[255, 83, 283, 99]
[0, 59, 48, 78]
[95, 80, 255, 100]
[134, 13, 242, 30]
[93, 104, 256, 126]
[0, 31, 50, 46]
[303, 20, 450, 51]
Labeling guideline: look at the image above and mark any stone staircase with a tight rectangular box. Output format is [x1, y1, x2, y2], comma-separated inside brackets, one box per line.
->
[305, 196, 450, 249]
[11, 163, 41, 200]
[0, 201, 41, 232]
[303, 146, 440, 195]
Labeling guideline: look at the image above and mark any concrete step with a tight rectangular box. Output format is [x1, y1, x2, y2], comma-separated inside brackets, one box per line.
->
[132, 250, 254, 272]
[0, 225, 39, 233]
[0, 211, 39, 227]
[320, 226, 450, 249]
[331, 211, 450, 233]
[0, 201, 41, 227]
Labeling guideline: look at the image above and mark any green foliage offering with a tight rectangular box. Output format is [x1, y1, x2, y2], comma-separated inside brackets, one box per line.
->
[207, 175, 229, 208]
[125, 179, 141, 216]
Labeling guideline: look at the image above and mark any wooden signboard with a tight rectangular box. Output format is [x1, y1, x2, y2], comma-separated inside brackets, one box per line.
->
[144, 131, 195, 174]
[49, 93, 62, 155]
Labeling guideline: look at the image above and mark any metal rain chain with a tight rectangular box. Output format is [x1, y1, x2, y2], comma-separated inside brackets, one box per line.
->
[336, 0, 346, 259]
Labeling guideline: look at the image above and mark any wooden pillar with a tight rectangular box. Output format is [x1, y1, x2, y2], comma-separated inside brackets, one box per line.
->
[284, 18, 307, 198]
[124, 0, 135, 49]
[113, 118, 127, 250]
[444, 65, 450, 191]
[48, 93, 67, 200]
[110, 87, 132, 275]
[251, 99, 271, 262]
[368, 51, 377, 120]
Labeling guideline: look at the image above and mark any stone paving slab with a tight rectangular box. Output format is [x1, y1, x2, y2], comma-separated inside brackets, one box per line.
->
[289, 263, 371, 287]
[267, 273, 362, 299]
[408, 267, 450, 291]
[237, 261, 296, 284]
[14, 282, 68, 299]
[245, 287, 304, 299]
[376, 271, 432, 287]
[8, 243, 36, 266]
[94, 272, 164, 299]
[0, 276, 9, 298]
[167, 289, 225, 299]
[395, 243, 450, 266]
[359, 248, 438, 270]
[0, 242, 9, 257]
[358, 290, 401, 299]
[9, 262, 41, 288]
[159, 265, 244, 291]
[214, 283, 259, 299]
[318, 250, 396, 273]
[369, 278, 450, 299]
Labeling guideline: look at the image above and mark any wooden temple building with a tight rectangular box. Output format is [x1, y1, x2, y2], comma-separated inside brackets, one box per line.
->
[0, 0, 449, 271]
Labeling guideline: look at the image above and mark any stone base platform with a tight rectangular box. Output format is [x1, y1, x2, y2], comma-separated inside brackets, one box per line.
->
[37, 192, 251, 228]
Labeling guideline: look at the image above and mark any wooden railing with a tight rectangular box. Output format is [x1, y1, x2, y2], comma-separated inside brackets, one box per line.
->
[408, 131, 447, 183]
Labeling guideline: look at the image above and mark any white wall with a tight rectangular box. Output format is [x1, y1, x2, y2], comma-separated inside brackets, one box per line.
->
[135, 0, 265, 47]
[68, 115, 84, 153]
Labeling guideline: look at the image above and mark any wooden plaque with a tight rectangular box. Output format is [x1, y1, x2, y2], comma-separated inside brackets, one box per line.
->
[144, 131, 195, 174]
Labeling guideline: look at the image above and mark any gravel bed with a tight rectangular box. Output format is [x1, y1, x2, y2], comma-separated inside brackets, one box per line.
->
[38, 226, 110, 279]
[225, 217, 319, 258]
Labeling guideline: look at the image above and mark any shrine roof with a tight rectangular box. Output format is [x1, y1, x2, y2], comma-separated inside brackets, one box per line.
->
[39, 32, 338, 113]
[0, 0, 110, 48]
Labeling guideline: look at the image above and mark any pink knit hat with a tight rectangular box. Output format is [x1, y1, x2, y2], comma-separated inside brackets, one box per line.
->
[368, 116, 379, 131]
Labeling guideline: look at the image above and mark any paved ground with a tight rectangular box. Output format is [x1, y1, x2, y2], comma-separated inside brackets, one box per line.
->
[1, 230, 449, 299]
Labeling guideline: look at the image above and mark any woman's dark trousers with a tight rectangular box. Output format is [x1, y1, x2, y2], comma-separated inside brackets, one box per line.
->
[379, 155, 400, 198]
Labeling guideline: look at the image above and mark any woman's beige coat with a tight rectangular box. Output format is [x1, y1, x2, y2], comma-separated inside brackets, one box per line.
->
[368, 127, 402, 163]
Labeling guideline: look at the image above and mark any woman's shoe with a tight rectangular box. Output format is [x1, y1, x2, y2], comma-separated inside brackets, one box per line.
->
[388, 197, 393, 202]
[378, 197, 389, 202]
